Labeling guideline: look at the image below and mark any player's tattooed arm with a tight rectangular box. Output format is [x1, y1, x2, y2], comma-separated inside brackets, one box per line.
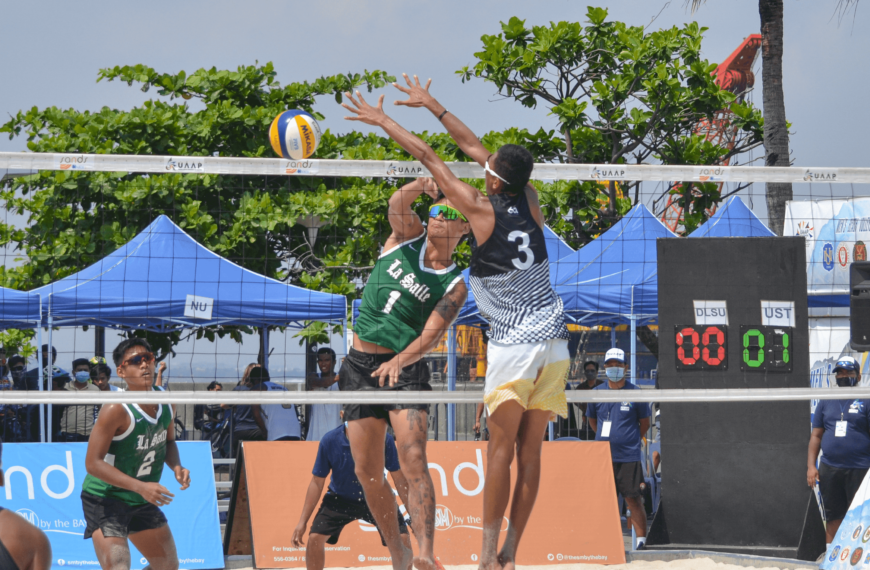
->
[370, 280, 468, 387]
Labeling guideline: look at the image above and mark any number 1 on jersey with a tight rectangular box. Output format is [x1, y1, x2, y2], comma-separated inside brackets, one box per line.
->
[508, 231, 535, 270]
[382, 290, 401, 314]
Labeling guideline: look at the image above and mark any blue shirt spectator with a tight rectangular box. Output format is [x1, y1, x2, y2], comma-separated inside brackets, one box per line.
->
[812, 399, 870, 469]
[231, 384, 259, 431]
[586, 381, 651, 463]
[313, 424, 400, 502]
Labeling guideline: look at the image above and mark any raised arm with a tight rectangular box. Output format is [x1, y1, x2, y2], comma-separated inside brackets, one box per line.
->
[386, 178, 439, 245]
[370, 279, 468, 387]
[393, 74, 490, 167]
[342, 92, 494, 242]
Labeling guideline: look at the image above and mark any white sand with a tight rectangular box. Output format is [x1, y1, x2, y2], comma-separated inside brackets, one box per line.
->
[232, 560, 797, 570]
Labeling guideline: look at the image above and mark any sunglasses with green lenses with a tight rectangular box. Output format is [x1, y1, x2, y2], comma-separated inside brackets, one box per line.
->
[429, 204, 467, 222]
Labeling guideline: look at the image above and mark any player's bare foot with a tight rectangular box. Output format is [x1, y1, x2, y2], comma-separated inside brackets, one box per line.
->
[498, 552, 516, 570]
[414, 554, 439, 570]
[478, 558, 505, 570]
[397, 545, 413, 570]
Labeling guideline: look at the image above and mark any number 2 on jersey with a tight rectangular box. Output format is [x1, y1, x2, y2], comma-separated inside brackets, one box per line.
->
[508, 231, 535, 270]
[382, 290, 401, 314]
[137, 450, 156, 477]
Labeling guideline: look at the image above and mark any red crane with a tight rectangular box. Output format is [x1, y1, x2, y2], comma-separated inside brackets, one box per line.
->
[659, 34, 762, 233]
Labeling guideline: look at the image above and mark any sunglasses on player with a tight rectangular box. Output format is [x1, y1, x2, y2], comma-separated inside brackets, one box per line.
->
[484, 155, 508, 184]
[429, 204, 467, 222]
[122, 352, 155, 367]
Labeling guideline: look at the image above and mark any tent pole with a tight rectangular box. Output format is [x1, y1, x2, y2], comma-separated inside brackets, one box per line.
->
[47, 315, 53, 443]
[261, 327, 270, 371]
[447, 325, 457, 442]
[37, 325, 45, 443]
[631, 286, 637, 384]
[611, 327, 616, 348]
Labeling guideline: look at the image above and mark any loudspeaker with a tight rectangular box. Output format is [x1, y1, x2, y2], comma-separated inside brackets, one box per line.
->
[850, 261, 870, 351]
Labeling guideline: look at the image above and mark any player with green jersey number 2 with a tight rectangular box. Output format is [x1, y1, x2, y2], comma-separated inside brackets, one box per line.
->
[341, 176, 469, 570]
[81, 338, 190, 570]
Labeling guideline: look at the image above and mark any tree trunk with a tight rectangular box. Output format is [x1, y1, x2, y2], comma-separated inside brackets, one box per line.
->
[759, 0, 793, 236]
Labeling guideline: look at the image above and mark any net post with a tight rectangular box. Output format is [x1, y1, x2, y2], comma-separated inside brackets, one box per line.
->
[630, 314, 637, 384]
[447, 325, 457, 441]
[37, 325, 45, 443]
[47, 314, 53, 443]
[260, 327, 270, 370]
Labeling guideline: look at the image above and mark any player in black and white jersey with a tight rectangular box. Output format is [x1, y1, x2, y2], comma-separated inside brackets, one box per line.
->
[342, 74, 570, 570]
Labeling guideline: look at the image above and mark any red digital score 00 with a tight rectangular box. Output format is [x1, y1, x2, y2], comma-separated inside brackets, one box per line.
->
[674, 325, 794, 373]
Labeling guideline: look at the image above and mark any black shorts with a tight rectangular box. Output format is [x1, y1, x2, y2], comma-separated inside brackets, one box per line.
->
[339, 348, 430, 425]
[612, 461, 644, 499]
[818, 463, 869, 521]
[310, 492, 408, 546]
[81, 491, 167, 540]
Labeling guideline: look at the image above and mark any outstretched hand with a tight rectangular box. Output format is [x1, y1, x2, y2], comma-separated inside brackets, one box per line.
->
[419, 177, 440, 200]
[341, 90, 388, 126]
[393, 73, 435, 109]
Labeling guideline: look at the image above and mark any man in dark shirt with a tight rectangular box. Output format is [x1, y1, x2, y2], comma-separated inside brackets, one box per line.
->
[575, 360, 604, 440]
[231, 366, 268, 455]
[808, 356, 870, 545]
[586, 348, 651, 549]
[291, 424, 412, 570]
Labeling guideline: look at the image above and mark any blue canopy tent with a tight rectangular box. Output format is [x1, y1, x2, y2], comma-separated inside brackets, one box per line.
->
[29, 215, 347, 442]
[689, 196, 776, 238]
[32, 215, 346, 331]
[551, 204, 676, 385]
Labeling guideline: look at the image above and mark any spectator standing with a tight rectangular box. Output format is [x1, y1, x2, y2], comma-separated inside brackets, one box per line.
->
[807, 356, 870, 546]
[306, 348, 341, 442]
[252, 372, 301, 442]
[229, 364, 267, 455]
[59, 358, 100, 442]
[576, 360, 604, 440]
[291, 423, 412, 570]
[23, 345, 63, 391]
[586, 348, 651, 549]
[193, 381, 224, 431]
[7, 355, 26, 392]
[89, 357, 122, 392]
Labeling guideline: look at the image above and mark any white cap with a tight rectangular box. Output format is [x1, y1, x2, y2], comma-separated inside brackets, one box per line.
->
[605, 348, 625, 363]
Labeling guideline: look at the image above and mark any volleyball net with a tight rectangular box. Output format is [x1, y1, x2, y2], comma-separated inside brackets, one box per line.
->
[1, 151, 869, 448]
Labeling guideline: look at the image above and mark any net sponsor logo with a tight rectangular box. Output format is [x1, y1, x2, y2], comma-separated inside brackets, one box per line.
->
[803, 169, 838, 182]
[165, 159, 205, 172]
[549, 553, 608, 561]
[589, 167, 626, 180]
[386, 163, 424, 176]
[284, 160, 318, 174]
[694, 167, 729, 182]
[57, 559, 99, 566]
[57, 155, 93, 171]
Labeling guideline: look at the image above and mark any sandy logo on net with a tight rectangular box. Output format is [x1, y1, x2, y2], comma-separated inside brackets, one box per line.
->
[284, 160, 319, 175]
[57, 155, 94, 171]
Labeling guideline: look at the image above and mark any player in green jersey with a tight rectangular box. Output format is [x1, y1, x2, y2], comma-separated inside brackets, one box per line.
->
[341, 176, 469, 570]
[81, 338, 190, 570]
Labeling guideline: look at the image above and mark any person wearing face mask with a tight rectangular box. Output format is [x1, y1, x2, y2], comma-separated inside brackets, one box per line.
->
[59, 358, 101, 442]
[585, 348, 651, 549]
[807, 356, 870, 547]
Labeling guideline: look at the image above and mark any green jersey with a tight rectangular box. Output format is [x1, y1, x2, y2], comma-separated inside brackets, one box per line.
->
[82, 403, 173, 506]
[356, 232, 464, 353]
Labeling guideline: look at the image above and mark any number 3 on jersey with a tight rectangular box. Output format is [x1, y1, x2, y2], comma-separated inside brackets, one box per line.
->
[508, 231, 535, 270]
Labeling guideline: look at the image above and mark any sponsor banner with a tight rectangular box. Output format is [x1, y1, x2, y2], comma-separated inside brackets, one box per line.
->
[821, 469, 870, 569]
[244, 441, 624, 568]
[0, 442, 222, 569]
[386, 163, 427, 177]
[57, 155, 94, 171]
[589, 166, 627, 180]
[691, 166, 731, 182]
[784, 198, 870, 295]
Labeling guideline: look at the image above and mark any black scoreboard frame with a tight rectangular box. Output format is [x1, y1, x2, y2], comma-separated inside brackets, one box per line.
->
[651, 237, 813, 558]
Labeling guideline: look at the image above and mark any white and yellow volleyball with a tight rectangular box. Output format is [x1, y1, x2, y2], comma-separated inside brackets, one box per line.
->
[269, 110, 322, 160]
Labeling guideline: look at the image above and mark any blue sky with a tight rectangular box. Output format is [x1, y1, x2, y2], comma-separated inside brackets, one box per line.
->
[0, 0, 867, 381]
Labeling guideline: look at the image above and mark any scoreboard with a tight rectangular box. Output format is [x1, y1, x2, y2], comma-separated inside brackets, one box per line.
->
[673, 324, 793, 372]
[651, 237, 810, 555]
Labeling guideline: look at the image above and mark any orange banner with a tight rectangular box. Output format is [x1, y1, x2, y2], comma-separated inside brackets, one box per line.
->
[242, 441, 624, 568]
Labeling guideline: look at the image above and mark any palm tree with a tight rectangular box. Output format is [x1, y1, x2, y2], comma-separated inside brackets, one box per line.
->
[689, 0, 859, 236]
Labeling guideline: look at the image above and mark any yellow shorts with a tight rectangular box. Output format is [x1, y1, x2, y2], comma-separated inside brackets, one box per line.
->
[483, 338, 570, 420]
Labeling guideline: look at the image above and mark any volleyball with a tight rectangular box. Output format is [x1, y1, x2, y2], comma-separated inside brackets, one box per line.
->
[269, 110, 322, 160]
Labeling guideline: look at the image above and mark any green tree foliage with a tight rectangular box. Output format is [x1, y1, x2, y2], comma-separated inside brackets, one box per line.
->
[458, 7, 766, 235]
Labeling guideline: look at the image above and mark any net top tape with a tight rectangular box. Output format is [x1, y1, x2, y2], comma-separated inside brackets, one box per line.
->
[1, 152, 866, 183]
[0, 387, 863, 405]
